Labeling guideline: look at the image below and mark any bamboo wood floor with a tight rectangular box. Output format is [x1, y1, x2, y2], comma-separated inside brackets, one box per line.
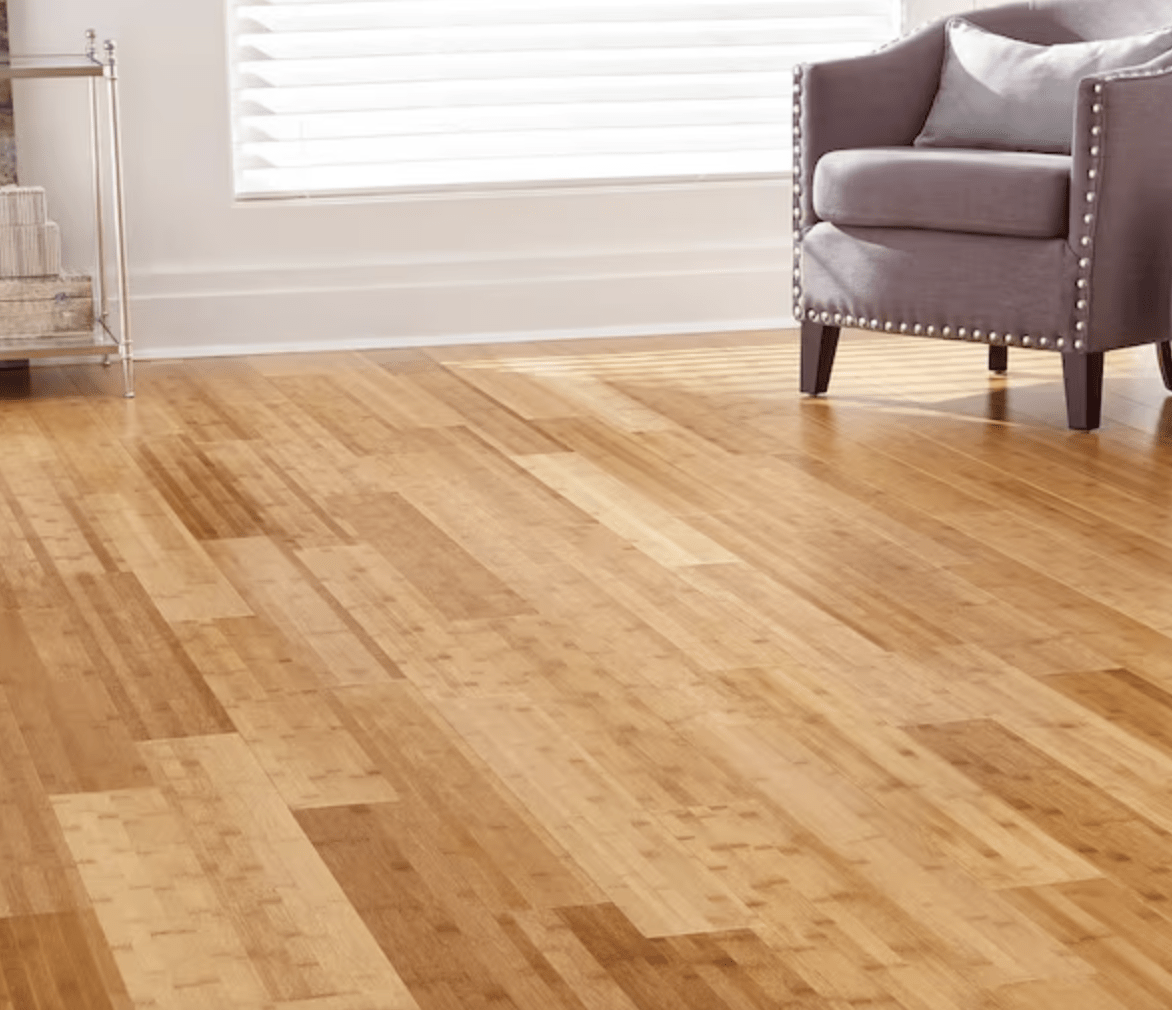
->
[2, 329, 1172, 1010]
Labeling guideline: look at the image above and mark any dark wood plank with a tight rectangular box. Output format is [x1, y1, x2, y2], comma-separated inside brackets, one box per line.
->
[0, 911, 130, 1010]
[0, 610, 150, 794]
[558, 903, 836, 1010]
[129, 436, 267, 541]
[0, 689, 89, 917]
[1045, 669, 1172, 761]
[329, 491, 534, 621]
[908, 720, 1172, 903]
[299, 802, 575, 1010]
[60, 571, 234, 741]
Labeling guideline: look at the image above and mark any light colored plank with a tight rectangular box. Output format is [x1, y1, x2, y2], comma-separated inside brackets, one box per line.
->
[225, 692, 398, 810]
[54, 734, 418, 1010]
[691, 712, 1088, 989]
[52, 786, 280, 1010]
[207, 536, 400, 687]
[296, 543, 540, 698]
[0, 462, 107, 577]
[441, 693, 754, 937]
[82, 490, 253, 623]
[910, 720, 1172, 904]
[514, 452, 738, 568]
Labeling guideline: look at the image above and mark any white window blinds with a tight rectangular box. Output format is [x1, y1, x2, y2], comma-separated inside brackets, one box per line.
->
[228, 0, 901, 198]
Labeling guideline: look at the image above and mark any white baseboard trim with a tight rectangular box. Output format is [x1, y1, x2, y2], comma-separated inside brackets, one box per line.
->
[127, 245, 795, 360]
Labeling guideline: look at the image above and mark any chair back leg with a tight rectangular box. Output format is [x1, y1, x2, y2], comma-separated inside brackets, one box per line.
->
[1062, 351, 1104, 430]
[1158, 341, 1172, 392]
[800, 322, 840, 395]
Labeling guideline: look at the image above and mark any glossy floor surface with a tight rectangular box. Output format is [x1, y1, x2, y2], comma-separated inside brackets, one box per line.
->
[2, 330, 1172, 1009]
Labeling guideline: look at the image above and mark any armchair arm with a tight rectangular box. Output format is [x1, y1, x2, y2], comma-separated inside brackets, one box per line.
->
[795, 21, 948, 230]
[1074, 60, 1172, 352]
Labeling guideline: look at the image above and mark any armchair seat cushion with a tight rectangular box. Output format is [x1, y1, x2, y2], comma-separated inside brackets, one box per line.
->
[812, 147, 1072, 239]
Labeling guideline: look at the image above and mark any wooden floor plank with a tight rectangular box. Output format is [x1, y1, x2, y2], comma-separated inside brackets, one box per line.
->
[1003, 879, 1172, 1010]
[0, 609, 150, 794]
[295, 542, 541, 698]
[327, 491, 534, 621]
[299, 802, 582, 1010]
[200, 440, 353, 548]
[0, 684, 90, 919]
[514, 453, 738, 568]
[0, 462, 110, 579]
[1044, 668, 1172, 761]
[689, 713, 1087, 991]
[405, 367, 568, 456]
[130, 435, 268, 542]
[60, 572, 235, 741]
[80, 489, 254, 623]
[0, 911, 131, 1010]
[440, 693, 754, 937]
[207, 536, 403, 686]
[332, 682, 605, 913]
[220, 690, 400, 811]
[908, 720, 1172, 903]
[54, 735, 418, 1010]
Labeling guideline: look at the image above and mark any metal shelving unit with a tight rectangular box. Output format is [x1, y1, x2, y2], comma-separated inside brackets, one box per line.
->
[0, 30, 134, 397]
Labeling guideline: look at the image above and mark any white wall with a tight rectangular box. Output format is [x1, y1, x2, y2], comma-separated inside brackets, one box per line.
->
[906, 0, 980, 30]
[11, 0, 976, 359]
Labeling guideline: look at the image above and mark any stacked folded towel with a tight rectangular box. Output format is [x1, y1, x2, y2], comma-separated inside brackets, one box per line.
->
[0, 186, 93, 339]
[0, 185, 63, 278]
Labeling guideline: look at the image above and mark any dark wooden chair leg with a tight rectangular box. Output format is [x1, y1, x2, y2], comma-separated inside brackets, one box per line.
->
[988, 344, 1008, 373]
[1158, 341, 1172, 392]
[1062, 351, 1104, 430]
[800, 322, 840, 395]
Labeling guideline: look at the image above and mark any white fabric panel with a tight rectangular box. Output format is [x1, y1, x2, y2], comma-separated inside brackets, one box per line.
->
[229, 0, 900, 197]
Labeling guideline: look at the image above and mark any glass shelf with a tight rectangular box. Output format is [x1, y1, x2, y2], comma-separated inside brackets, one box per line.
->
[0, 55, 105, 80]
[0, 321, 119, 360]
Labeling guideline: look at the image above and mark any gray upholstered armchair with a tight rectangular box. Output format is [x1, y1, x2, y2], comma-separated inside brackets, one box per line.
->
[794, 0, 1172, 430]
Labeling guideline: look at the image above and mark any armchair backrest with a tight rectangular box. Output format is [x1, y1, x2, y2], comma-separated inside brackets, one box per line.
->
[798, 0, 1172, 219]
[967, 0, 1172, 44]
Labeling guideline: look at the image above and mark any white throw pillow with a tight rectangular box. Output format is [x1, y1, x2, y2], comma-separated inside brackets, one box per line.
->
[915, 18, 1172, 153]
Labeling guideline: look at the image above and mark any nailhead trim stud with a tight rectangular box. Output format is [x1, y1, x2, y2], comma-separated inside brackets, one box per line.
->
[1073, 79, 1104, 353]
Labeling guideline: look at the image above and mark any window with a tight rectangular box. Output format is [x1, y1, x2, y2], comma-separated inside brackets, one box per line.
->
[228, 0, 901, 198]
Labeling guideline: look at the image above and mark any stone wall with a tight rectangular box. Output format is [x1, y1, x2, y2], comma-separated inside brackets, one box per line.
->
[0, 0, 15, 185]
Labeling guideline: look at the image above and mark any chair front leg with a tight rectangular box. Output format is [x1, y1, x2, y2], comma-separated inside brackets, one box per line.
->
[1062, 351, 1104, 430]
[988, 345, 1007, 373]
[800, 322, 840, 395]
[1158, 341, 1172, 392]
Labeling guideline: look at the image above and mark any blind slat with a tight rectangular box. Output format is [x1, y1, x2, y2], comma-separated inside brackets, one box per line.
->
[237, 20, 897, 60]
[229, 0, 900, 197]
[241, 102, 788, 141]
